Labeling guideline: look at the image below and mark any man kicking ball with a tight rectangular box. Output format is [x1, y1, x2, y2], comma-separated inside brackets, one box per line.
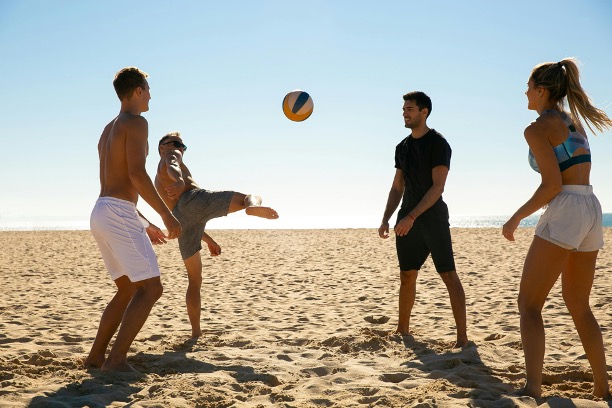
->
[155, 131, 279, 338]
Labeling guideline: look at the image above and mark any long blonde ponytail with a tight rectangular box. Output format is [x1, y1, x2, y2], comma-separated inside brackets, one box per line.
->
[531, 58, 611, 134]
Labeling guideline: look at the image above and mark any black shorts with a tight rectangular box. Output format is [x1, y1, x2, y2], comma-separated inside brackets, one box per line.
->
[395, 211, 455, 273]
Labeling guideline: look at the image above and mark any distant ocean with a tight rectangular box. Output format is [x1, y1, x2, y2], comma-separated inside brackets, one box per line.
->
[451, 213, 612, 228]
[0, 214, 611, 231]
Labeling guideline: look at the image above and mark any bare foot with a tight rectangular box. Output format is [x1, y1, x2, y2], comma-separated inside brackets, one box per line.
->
[245, 206, 279, 219]
[101, 360, 137, 372]
[191, 329, 202, 339]
[393, 327, 411, 336]
[82, 355, 104, 369]
[452, 337, 469, 349]
[512, 385, 541, 399]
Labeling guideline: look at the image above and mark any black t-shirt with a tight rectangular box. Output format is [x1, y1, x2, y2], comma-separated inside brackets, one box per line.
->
[394, 129, 451, 219]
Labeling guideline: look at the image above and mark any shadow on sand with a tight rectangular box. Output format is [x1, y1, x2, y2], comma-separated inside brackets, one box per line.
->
[397, 335, 612, 407]
[397, 335, 520, 407]
[26, 338, 277, 408]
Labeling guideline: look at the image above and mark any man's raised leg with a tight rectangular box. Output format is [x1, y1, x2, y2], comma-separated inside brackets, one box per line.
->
[183, 251, 203, 338]
[101, 276, 163, 372]
[228, 193, 279, 219]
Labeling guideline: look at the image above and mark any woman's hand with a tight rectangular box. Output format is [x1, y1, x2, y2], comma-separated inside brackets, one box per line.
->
[502, 216, 520, 241]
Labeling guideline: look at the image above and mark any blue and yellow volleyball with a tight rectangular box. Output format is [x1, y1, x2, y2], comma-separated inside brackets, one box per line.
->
[282, 90, 314, 122]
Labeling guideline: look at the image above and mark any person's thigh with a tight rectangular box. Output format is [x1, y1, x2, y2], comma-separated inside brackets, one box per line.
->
[561, 250, 598, 310]
[519, 236, 571, 310]
[396, 224, 429, 271]
[422, 219, 455, 273]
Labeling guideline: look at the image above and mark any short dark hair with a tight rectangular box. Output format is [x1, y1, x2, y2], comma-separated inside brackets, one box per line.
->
[113, 67, 148, 101]
[403, 91, 432, 118]
[158, 131, 181, 154]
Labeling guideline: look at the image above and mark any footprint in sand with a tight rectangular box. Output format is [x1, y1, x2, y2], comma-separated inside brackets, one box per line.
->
[25, 350, 57, 366]
[484, 333, 504, 341]
[301, 366, 333, 377]
[233, 372, 281, 387]
[0, 336, 32, 345]
[61, 334, 83, 343]
[364, 315, 390, 324]
[379, 372, 412, 383]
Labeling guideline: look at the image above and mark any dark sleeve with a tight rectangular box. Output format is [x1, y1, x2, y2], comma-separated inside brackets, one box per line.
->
[394, 142, 402, 169]
[431, 136, 451, 170]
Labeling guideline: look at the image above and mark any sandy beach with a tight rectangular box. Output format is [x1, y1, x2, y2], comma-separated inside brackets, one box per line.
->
[2, 228, 612, 407]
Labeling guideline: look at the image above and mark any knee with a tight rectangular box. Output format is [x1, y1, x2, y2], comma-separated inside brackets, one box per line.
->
[117, 286, 137, 301]
[188, 275, 202, 288]
[152, 282, 164, 301]
[517, 292, 540, 316]
[231, 193, 248, 210]
[562, 293, 590, 317]
[142, 279, 163, 301]
[440, 271, 463, 292]
[440, 271, 458, 285]
[400, 270, 417, 285]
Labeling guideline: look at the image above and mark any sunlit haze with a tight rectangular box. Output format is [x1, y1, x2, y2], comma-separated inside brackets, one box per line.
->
[1, 1, 611, 230]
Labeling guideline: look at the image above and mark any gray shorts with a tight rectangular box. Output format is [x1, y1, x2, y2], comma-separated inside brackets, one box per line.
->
[173, 188, 235, 260]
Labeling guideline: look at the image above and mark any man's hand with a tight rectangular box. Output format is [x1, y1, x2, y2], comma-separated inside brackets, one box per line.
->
[162, 213, 182, 239]
[146, 224, 168, 245]
[201, 232, 221, 256]
[394, 216, 414, 237]
[378, 222, 390, 239]
[206, 241, 221, 257]
[165, 179, 185, 200]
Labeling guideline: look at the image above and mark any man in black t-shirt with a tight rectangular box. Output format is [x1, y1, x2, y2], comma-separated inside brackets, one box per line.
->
[378, 91, 468, 348]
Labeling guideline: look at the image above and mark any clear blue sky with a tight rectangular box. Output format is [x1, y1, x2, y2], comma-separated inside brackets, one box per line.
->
[1, 0, 611, 229]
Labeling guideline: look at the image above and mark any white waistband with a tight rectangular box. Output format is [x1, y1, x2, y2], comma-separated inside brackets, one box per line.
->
[560, 185, 593, 195]
[96, 196, 136, 208]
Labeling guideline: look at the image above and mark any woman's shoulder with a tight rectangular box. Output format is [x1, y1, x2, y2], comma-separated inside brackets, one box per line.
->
[525, 112, 570, 149]
[526, 111, 565, 134]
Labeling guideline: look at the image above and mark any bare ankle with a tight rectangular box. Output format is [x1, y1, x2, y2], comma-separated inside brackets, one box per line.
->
[244, 194, 262, 207]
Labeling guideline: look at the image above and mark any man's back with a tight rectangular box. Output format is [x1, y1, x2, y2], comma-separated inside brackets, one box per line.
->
[98, 113, 147, 204]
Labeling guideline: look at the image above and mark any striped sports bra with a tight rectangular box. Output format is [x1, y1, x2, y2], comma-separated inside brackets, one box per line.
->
[528, 110, 591, 173]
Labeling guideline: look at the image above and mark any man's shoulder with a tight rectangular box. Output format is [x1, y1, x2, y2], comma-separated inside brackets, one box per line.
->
[428, 128, 446, 139]
[115, 112, 147, 130]
[395, 135, 411, 149]
[428, 129, 451, 146]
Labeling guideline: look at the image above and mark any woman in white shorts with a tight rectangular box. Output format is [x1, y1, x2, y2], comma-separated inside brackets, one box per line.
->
[502, 58, 612, 399]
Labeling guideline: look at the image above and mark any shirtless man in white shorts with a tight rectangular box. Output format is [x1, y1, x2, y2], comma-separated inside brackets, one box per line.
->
[84, 67, 181, 372]
[155, 131, 278, 338]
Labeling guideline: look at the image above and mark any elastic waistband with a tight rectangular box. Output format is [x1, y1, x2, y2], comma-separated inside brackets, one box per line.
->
[96, 196, 136, 209]
[560, 185, 593, 195]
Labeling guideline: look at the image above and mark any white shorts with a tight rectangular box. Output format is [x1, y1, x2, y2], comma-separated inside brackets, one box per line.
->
[535, 185, 604, 252]
[90, 197, 160, 282]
